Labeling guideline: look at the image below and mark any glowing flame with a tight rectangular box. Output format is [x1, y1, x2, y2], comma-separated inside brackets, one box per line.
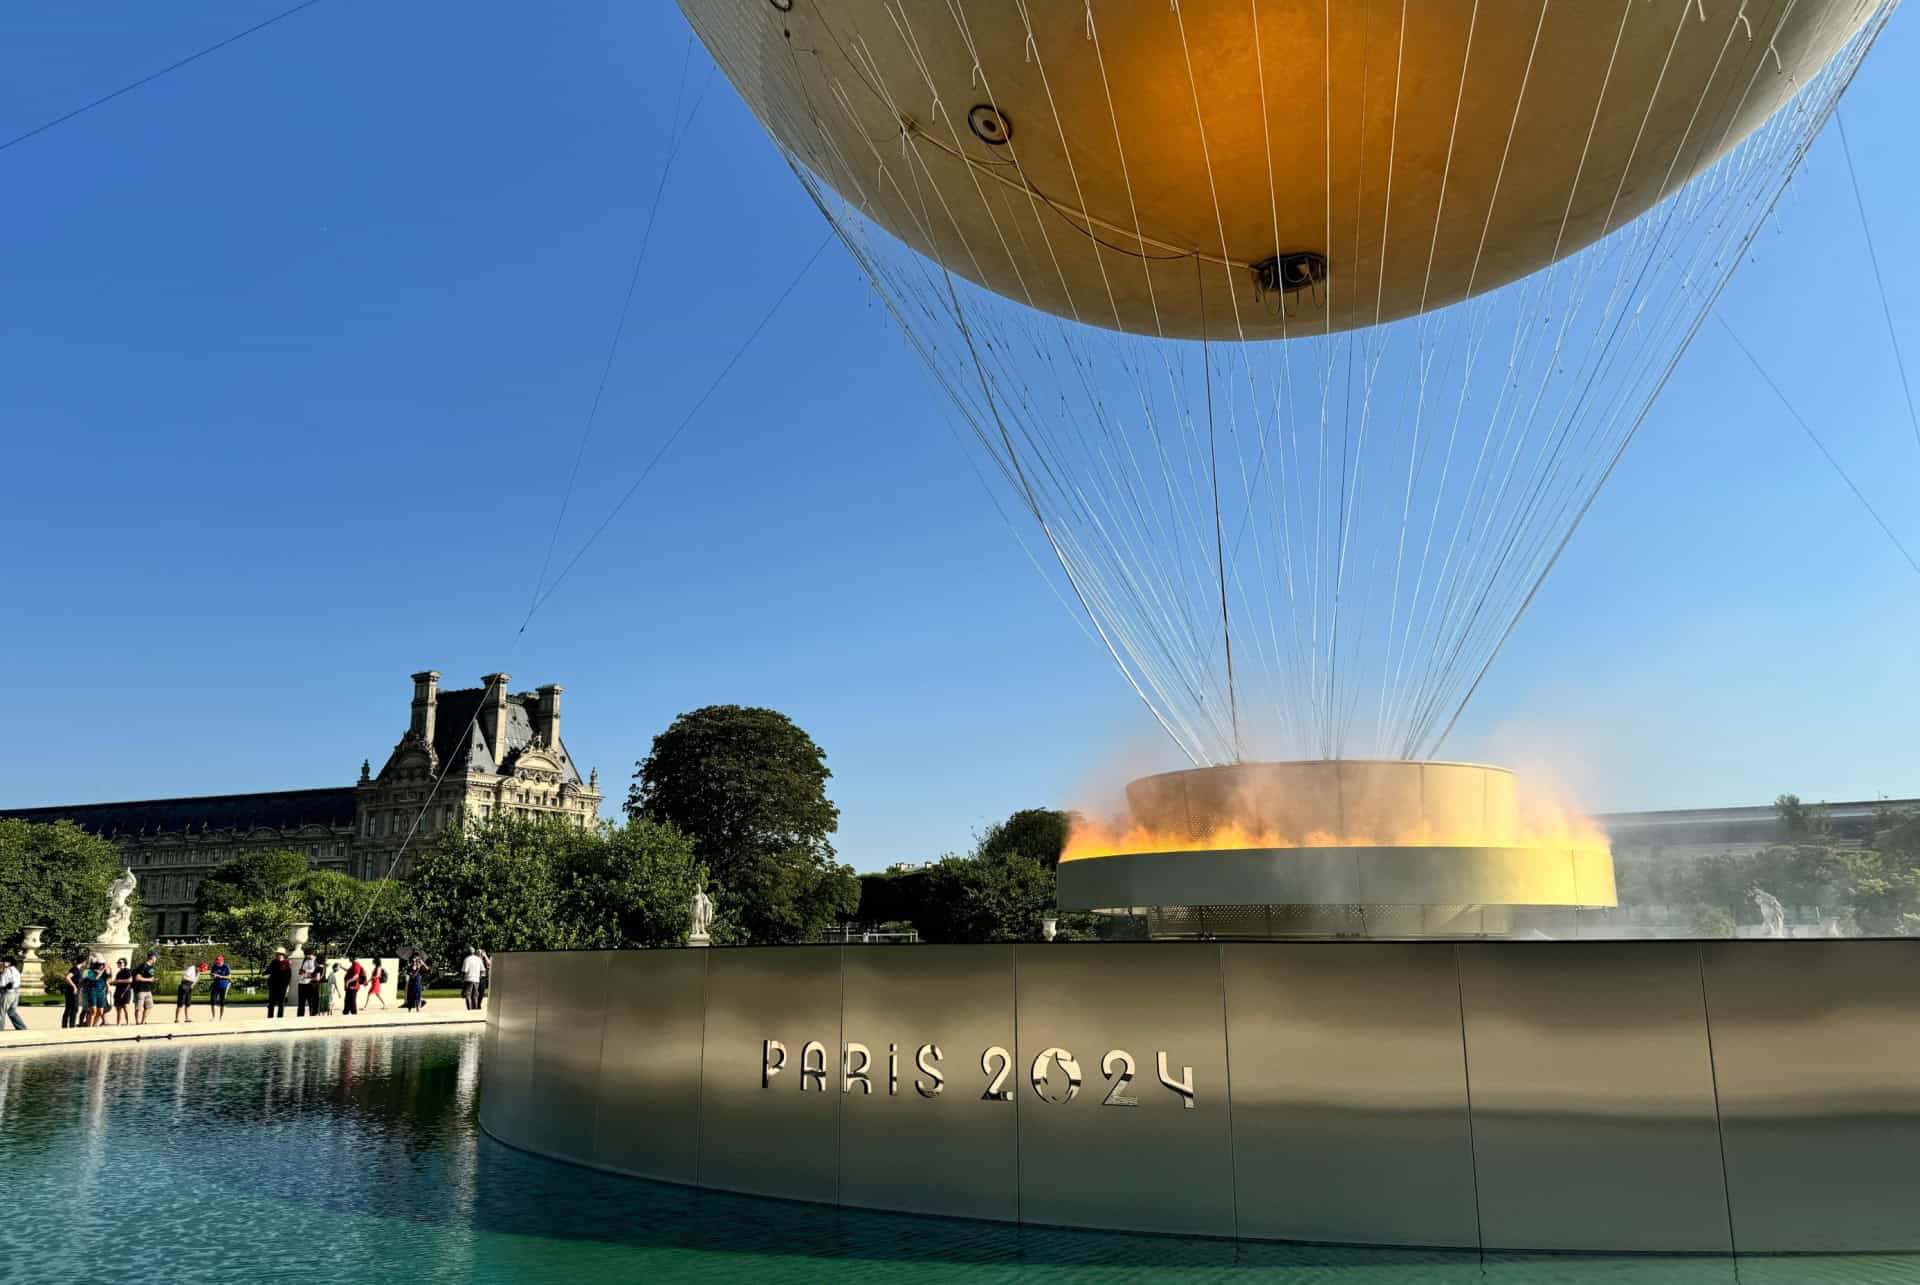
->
[1061, 799, 1610, 861]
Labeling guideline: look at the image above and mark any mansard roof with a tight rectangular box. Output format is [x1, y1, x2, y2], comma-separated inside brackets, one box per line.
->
[0, 787, 357, 838]
[430, 686, 584, 784]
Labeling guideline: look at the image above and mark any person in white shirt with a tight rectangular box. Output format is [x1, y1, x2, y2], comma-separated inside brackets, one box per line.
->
[297, 953, 321, 1017]
[0, 958, 25, 1031]
[174, 962, 199, 1024]
[460, 950, 484, 1011]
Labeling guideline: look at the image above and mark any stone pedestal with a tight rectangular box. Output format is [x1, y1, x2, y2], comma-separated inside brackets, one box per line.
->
[688, 931, 711, 948]
[19, 926, 45, 992]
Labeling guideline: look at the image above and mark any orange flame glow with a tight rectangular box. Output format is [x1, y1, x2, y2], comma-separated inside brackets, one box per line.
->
[1061, 799, 1610, 861]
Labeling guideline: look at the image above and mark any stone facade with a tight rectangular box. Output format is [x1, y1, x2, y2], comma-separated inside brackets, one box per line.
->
[350, 672, 601, 882]
[1, 670, 602, 938]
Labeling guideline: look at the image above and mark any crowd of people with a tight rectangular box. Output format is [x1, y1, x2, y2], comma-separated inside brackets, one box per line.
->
[0, 946, 490, 1030]
[43, 953, 159, 1027]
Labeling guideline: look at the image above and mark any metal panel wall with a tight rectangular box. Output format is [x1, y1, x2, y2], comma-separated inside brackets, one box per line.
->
[528, 952, 611, 1164]
[592, 950, 709, 1185]
[482, 950, 538, 1145]
[1013, 944, 1235, 1237]
[1703, 940, 1920, 1253]
[478, 942, 1920, 1253]
[1458, 942, 1731, 1252]
[477, 960, 503, 1136]
[838, 945, 1018, 1221]
[1223, 943, 1479, 1247]
[696, 946, 843, 1202]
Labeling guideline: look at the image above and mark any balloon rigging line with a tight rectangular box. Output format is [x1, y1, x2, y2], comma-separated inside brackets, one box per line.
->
[752, 0, 1893, 765]
[1716, 315, 1920, 579]
[1198, 262, 1242, 760]
[528, 39, 714, 619]
[347, 153, 833, 956]
[1406, 0, 1810, 753]
[0, 0, 329, 156]
[1421, 13, 1898, 756]
[1833, 109, 1920, 458]
[523, 232, 835, 629]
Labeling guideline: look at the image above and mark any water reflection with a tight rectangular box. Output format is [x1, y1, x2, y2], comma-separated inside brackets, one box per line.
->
[1, 1032, 1917, 1284]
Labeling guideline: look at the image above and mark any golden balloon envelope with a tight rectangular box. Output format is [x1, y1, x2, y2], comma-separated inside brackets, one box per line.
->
[678, 0, 1871, 339]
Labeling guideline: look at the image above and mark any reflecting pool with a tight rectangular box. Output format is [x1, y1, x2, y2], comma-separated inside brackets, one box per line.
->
[2, 1031, 1916, 1284]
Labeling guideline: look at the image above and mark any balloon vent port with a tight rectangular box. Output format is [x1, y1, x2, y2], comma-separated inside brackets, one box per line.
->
[1251, 252, 1328, 298]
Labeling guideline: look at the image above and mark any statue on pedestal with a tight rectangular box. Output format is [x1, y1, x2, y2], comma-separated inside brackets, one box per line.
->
[690, 887, 715, 947]
[97, 867, 137, 951]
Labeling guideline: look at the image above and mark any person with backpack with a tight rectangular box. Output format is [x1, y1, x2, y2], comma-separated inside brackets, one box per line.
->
[366, 958, 388, 1009]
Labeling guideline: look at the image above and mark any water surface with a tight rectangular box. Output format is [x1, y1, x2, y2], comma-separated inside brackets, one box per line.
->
[1, 1031, 1914, 1284]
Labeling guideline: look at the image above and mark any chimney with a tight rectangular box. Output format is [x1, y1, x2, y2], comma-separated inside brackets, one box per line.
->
[480, 673, 511, 757]
[409, 671, 440, 744]
[534, 684, 563, 747]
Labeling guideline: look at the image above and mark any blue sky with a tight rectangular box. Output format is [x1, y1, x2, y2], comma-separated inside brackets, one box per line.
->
[2, 3, 1917, 871]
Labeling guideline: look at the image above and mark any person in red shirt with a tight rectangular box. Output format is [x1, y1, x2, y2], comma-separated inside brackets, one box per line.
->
[343, 958, 366, 1016]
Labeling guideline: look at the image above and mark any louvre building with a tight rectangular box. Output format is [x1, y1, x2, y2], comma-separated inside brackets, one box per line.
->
[2, 671, 602, 939]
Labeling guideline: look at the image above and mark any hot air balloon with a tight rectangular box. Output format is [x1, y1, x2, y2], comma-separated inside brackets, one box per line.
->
[678, 0, 1894, 937]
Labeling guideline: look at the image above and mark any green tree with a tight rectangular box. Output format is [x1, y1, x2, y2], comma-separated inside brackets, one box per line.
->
[917, 850, 1056, 943]
[0, 819, 131, 961]
[1845, 811, 1920, 936]
[195, 849, 310, 917]
[630, 705, 855, 943]
[557, 818, 703, 949]
[976, 808, 1072, 869]
[202, 899, 300, 973]
[1774, 793, 1832, 843]
[403, 814, 568, 965]
[297, 871, 411, 955]
[1688, 905, 1738, 938]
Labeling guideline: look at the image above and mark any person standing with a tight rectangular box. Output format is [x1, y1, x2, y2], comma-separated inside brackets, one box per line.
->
[207, 956, 232, 1020]
[460, 948, 483, 1011]
[132, 953, 157, 1026]
[296, 951, 319, 1017]
[86, 959, 110, 1026]
[174, 960, 198, 1023]
[477, 949, 491, 1007]
[265, 948, 292, 1018]
[325, 961, 345, 1016]
[343, 958, 365, 1016]
[0, 957, 25, 1032]
[62, 958, 83, 1028]
[112, 958, 133, 1025]
[405, 954, 426, 1012]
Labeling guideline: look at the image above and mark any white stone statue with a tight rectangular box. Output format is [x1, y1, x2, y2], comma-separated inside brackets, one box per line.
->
[101, 867, 137, 945]
[1751, 887, 1787, 939]
[690, 887, 715, 944]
